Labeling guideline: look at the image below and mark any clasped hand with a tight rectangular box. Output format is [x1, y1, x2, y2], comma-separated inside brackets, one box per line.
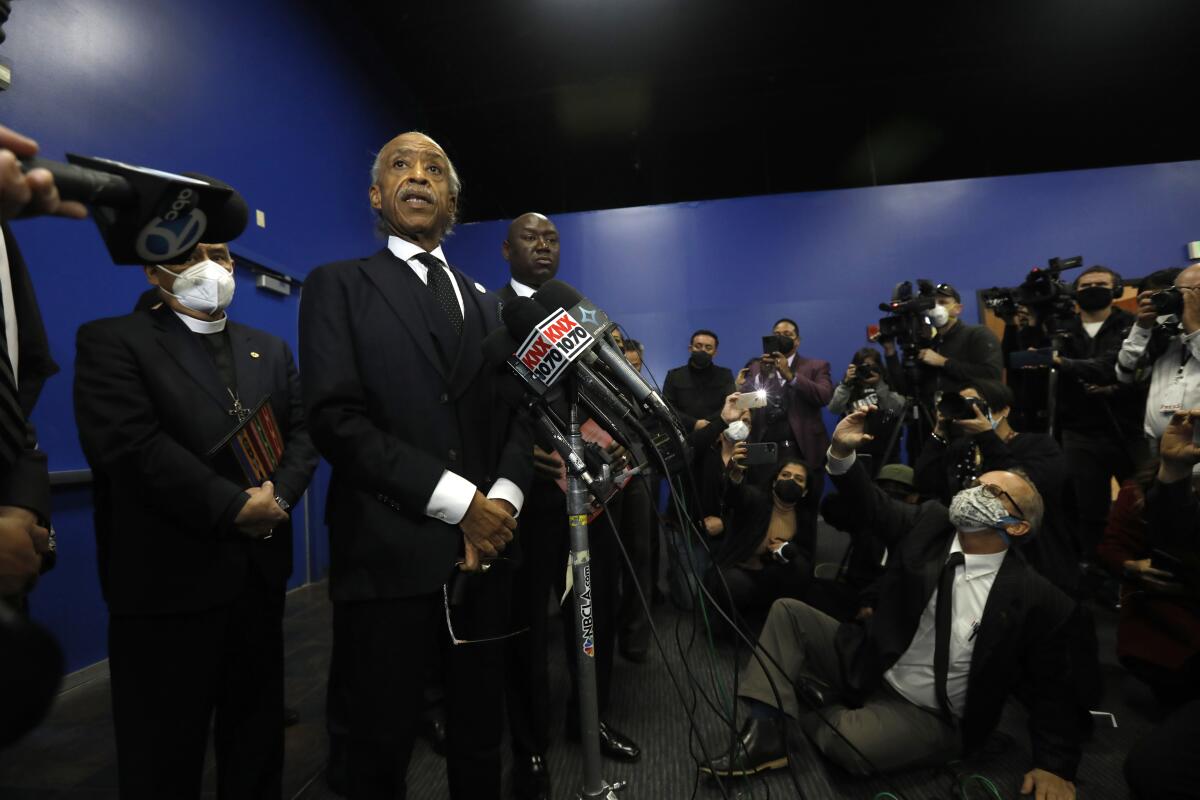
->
[234, 480, 289, 539]
[459, 492, 516, 572]
[0, 506, 50, 595]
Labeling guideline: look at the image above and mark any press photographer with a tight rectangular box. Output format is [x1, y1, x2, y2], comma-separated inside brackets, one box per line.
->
[1116, 264, 1200, 445]
[829, 346, 905, 473]
[879, 281, 1002, 461]
[992, 263, 1145, 565]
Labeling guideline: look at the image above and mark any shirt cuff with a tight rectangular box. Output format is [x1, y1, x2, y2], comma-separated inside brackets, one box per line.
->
[1126, 324, 1152, 345]
[425, 470, 477, 525]
[487, 478, 525, 517]
[825, 447, 856, 476]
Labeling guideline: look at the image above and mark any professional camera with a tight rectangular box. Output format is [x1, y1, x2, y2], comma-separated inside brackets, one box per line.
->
[981, 256, 1082, 337]
[877, 279, 937, 355]
[937, 393, 989, 422]
[1149, 287, 1184, 317]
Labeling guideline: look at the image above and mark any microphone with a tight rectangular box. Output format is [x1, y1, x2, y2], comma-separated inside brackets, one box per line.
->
[530, 280, 676, 425]
[499, 297, 643, 442]
[21, 155, 249, 264]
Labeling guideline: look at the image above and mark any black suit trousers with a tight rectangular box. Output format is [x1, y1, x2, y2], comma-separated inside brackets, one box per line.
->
[108, 577, 284, 800]
[338, 592, 505, 800]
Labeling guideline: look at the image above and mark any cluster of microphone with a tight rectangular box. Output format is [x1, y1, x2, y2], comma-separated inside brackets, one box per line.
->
[483, 280, 689, 493]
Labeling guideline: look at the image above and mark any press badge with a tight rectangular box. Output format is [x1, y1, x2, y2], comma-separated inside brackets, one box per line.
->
[1159, 371, 1186, 414]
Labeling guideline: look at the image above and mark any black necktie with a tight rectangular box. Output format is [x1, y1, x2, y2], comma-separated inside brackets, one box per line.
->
[414, 252, 463, 336]
[934, 551, 966, 719]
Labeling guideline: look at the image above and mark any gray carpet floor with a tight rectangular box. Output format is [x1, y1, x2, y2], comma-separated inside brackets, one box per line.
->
[0, 568, 1157, 799]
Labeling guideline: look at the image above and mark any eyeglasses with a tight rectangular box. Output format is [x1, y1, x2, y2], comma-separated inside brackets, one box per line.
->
[442, 559, 530, 646]
[966, 479, 1024, 519]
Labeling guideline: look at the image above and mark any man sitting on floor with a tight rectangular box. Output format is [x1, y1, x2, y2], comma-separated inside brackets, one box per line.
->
[703, 408, 1084, 800]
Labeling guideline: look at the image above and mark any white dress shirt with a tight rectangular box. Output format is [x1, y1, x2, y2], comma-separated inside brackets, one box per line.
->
[1116, 324, 1200, 441]
[509, 278, 536, 298]
[826, 448, 1006, 718]
[172, 310, 227, 334]
[386, 236, 524, 524]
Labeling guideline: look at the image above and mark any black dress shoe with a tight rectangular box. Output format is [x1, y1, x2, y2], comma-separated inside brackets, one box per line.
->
[699, 718, 787, 777]
[512, 753, 550, 800]
[283, 707, 300, 727]
[566, 718, 642, 762]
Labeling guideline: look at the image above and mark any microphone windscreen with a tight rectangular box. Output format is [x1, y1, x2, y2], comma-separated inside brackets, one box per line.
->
[183, 172, 249, 243]
[482, 327, 518, 367]
[500, 296, 550, 341]
[532, 279, 585, 313]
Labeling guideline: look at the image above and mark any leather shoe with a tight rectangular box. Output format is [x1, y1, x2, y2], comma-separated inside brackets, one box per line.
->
[567, 719, 642, 762]
[512, 753, 550, 800]
[699, 717, 787, 777]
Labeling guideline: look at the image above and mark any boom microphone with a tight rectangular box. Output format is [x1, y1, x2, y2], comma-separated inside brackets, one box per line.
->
[21, 155, 249, 264]
[531, 280, 676, 425]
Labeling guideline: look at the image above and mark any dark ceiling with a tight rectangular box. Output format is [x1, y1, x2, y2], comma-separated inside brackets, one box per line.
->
[324, 0, 1200, 224]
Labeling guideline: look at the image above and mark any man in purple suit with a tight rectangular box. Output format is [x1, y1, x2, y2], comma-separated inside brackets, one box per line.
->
[737, 317, 834, 524]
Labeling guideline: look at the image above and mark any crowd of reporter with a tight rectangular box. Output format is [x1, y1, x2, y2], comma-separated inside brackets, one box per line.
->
[661, 265, 1200, 800]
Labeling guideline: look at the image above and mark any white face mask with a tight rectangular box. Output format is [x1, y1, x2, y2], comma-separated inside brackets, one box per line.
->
[928, 304, 950, 328]
[723, 420, 750, 442]
[158, 259, 235, 316]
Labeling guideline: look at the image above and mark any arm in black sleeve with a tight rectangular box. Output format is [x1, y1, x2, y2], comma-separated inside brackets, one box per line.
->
[268, 340, 320, 508]
[0, 421, 49, 525]
[941, 325, 1003, 383]
[829, 458, 924, 548]
[1022, 604, 1085, 780]
[494, 405, 534, 498]
[74, 322, 249, 535]
[299, 266, 450, 515]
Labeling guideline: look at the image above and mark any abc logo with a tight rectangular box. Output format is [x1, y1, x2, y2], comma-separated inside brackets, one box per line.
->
[135, 188, 208, 261]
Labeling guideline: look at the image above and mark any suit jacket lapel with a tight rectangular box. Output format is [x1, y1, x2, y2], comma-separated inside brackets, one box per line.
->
[229, 323, 267, 409]
[359, 250, 448, 380]
[151, 306, 229, 412]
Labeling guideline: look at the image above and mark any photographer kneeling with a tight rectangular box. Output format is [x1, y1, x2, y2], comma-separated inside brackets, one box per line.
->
[703, 409, 1083, 800]
[704, 446, 814, 630]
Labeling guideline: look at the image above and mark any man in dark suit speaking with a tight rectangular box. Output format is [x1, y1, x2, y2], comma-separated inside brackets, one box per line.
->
[300, 132, 531, 799]
[74, 241, 319, 798]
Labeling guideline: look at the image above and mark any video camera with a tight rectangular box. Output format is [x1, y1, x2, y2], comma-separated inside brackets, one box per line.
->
[981, 256, 1083, 336]
[877, 279, 937, 356]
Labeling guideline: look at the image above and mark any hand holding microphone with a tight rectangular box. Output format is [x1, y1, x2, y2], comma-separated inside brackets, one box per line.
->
[0, 124, 87, 221]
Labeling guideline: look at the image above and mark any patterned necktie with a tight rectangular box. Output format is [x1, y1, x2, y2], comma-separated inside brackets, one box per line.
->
[933, 550, 966, 719]
[413, 252, 463, 336]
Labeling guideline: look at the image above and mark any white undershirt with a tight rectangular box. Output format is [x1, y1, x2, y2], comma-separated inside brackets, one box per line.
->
[1082, 320, 1103, 338]
[386, 236, 524, 524]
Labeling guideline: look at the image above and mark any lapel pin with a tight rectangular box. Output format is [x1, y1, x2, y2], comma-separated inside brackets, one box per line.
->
[474, 282, 487, 294]
[250, 351, 260, 359]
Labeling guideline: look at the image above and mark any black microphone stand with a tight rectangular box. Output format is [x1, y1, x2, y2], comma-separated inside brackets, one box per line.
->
[562, 378, 625, 800]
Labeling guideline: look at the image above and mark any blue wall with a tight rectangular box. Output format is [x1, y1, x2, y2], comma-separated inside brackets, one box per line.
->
[448, 161, 1200, 395]
[1, 0, 411, 672]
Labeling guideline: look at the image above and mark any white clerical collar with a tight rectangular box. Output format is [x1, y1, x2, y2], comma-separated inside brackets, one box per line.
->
[510, 278, 537, 298]
[173, 309, 227, 334]
[388, 235, 447, 266]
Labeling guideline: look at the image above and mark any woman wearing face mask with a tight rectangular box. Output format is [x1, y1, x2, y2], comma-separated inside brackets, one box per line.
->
[703, 447, 815, 630]
[914, 379, 1080, 594]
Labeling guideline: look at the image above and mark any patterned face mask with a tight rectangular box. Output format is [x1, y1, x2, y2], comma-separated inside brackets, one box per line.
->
[948, 484, 1023, 538]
